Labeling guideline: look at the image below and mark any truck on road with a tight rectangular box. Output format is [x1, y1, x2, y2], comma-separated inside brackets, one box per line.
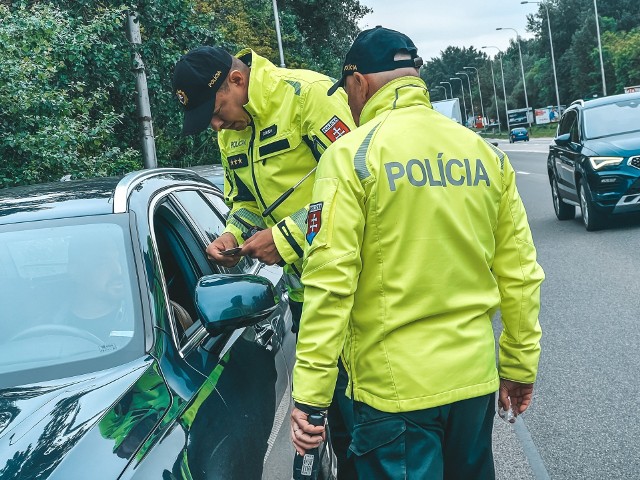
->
[432, 98, 462, 124]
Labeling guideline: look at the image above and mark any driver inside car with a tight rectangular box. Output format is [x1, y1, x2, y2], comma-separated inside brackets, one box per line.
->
[57, 231, 129, 345]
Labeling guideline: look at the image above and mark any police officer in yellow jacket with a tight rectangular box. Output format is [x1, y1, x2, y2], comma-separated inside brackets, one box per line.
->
[290, 27, 544, 479]
[173, 45, 357, 478]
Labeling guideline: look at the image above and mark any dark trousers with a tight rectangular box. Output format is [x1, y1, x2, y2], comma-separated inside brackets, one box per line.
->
[349, 394, 496, 480]
[290, 300, 356, 480]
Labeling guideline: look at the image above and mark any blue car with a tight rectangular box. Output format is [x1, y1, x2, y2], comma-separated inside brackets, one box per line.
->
[509, 127, 530, 143]
[547, 92, 640, 230]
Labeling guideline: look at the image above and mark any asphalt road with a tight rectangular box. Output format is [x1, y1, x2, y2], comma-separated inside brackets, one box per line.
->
[490, 138, 640, 480]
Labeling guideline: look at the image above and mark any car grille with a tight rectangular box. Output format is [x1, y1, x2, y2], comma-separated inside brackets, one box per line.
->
[630, 156, 640, 169]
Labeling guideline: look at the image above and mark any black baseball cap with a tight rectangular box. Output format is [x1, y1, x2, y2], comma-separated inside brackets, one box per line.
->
[173, 46, 233, 135]
[328, 26, 423, 96]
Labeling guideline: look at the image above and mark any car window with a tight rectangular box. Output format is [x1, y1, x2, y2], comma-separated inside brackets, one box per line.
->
[172, 189, 256, 273]
[0, 217, 144, 388]
[583, 98, 640, 139]
[152, 189, 256, 350]
[153, 200, 210, 349]
[558, 110, 576, 137]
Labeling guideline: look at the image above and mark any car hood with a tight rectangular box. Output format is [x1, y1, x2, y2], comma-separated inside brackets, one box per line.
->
[0, 356, 156, 479]
[583, 131, 640, 157]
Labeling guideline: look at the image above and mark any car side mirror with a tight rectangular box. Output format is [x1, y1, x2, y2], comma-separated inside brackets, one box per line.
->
[554, 133, 571, 147]
[195, 274, 278, 336]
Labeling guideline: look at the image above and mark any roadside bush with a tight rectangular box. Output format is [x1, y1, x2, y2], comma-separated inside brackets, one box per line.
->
[0, 4, 143, 187]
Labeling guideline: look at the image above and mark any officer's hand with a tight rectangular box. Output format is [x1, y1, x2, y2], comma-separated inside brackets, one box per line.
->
[240, 228, 283, 265]
[498, 378, 534, 417]
[206, 232, 242, 267]
[290, 407, 325, 455]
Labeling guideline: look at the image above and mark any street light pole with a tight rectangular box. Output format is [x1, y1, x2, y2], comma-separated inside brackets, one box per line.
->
[272, 0, 286, 67]
[475, 57, 499, 133]
[482, 46, 510, 132]
[450, 77, 468, 125]
[496, 27, 531, 127]
[464, 66, 485, 126]
[431, 85, 448, 99]
[456, 71, 475, 123]
[521, 1, 561, 116]
[440, 81, 453, 99]
[593, 0, 607, 96]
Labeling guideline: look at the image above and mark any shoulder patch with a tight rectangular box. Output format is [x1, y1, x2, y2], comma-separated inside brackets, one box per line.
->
[321, 116, 351, 143]
[306, 202, 324, 245]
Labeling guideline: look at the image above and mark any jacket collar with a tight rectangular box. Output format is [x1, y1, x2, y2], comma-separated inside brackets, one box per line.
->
[359, 76, 432, 125]
[236, 48, 278, 120]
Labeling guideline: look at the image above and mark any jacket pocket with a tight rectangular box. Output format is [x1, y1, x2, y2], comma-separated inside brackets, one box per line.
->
[256, 128, 301, 162]
[349, 416, 406, 457]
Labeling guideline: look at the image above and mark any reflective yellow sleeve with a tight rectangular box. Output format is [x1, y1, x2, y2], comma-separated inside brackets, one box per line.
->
[293, 144, 366, 408]
[300, 80, 355, 158]
[493, 154, 545, 383]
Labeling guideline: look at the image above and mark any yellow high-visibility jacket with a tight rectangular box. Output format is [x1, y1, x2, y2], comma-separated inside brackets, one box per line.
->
[218, 49, 355, 301]
[293, 76, 544, 412]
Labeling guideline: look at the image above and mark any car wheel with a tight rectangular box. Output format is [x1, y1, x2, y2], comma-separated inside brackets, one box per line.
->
[551, 175, 575, 220]
[579, 180, 605, 231]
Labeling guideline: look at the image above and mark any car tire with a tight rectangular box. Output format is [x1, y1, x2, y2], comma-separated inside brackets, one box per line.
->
[579, 180, 605, 231]
[551, 175, 575, 220]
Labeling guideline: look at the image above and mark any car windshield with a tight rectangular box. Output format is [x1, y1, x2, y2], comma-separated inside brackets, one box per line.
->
[583, 98, 640, 139]
[0, 217, 144, 387]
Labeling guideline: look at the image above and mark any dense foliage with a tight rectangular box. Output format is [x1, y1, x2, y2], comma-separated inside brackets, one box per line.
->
[421, 0, 640, 127]
[0, 0, 370, 187]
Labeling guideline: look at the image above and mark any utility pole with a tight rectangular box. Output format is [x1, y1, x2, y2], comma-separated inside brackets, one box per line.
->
[465, 66, 485, 127]
[593, 0, 607, 96]
[496, 27, 531, 127]
[125, 11, 157, 169]
[476, 57, 500, 133]
[272, 0, 286, 67]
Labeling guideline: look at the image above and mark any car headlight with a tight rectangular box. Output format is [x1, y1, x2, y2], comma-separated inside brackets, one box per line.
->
[589, 156, 624, 170]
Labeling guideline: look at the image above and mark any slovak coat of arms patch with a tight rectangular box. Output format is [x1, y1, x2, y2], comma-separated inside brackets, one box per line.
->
[306, 202, 324, 245]
[320, 116, 350, 143]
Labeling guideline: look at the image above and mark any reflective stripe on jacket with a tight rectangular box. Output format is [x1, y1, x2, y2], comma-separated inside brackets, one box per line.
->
[218, 50, 355, 300]
[293, 76, 544, 412]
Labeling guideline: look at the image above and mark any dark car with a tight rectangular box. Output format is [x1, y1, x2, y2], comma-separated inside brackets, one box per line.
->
[547, 92, 640, 230]
[0, 169, 327, 479]
[189, 164, 225, 193]
[509, 127, 529, 143]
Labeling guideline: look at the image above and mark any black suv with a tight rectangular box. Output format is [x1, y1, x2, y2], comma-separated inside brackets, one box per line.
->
[547, 92, 640, 230]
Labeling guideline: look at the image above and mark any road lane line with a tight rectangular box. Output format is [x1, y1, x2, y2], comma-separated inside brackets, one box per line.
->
[514, 418, 551, 480]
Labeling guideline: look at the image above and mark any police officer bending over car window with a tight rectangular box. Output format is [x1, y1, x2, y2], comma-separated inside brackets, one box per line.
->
[173, 45, 357, 479]
[290, 26, 545, 479]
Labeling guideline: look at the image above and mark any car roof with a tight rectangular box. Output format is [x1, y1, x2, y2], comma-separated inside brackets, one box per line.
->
[575, 91, 640, 111]
[0, 168, 214, 225]
[0, 177, 121, 224]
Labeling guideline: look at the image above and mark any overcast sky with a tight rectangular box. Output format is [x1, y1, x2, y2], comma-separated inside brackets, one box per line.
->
[358, 1, 536, 60]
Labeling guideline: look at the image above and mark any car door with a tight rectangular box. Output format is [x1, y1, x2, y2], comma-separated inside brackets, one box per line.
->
[130, 186, 294, 479]
[553, 110, 581, 201]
